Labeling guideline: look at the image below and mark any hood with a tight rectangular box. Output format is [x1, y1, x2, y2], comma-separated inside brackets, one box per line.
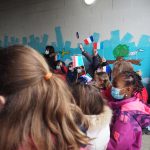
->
[110, 96, 150, 128]
[110, 97, 137, 110]
[86, 106, 112, 130]
[110, 96, 150, 114]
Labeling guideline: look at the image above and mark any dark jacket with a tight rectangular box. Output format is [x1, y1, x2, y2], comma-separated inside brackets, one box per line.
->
[82, 51, 108, 77]
[44, 54, 56, 70]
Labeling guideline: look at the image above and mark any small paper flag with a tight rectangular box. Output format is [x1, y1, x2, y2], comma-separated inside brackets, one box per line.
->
[93, 42, 100, 49]
[84, 35, 94, 45]
[72, 55, 84, 68]
[103, 65, 111, 74]
[81, 74, 92, 82]
[85, 73, 92, 82]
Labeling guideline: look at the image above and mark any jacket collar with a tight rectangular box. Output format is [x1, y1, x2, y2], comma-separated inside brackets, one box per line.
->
[110, 97, 137, 109]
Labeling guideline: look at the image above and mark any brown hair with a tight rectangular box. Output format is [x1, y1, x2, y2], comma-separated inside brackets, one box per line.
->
[0, 45, 89, 150]
[113, 71, 144, 96]
[72, 83, 105, 115]
[112, 61, 133, 78]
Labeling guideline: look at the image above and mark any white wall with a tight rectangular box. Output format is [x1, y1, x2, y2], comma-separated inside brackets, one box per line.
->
[0, 0, 150, 46]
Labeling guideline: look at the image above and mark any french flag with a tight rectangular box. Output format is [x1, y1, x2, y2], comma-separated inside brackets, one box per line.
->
[93, 42, 100, 49]
[103, 65, 111, 74]
[72, 55, 84, 68]
[82, 73, 93, 82]
[84, 36, 94, 45]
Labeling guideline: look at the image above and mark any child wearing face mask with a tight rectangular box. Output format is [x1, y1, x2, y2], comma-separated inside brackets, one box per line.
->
[94, 72, 112, 99]
[54, 60, 68, 81]
[77, 66, 86, 77]
[44, 45, 57, 70]
[66, 62, 78, 85]
[107, 71, 150, 150]
[66, 63, 87, 86]
[112, 61, 148, 103]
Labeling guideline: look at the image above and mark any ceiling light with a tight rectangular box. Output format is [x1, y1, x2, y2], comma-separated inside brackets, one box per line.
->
[84, 0, 96, 5]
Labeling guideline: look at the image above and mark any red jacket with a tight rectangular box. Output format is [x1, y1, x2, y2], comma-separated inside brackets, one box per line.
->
[54, 65, 68, 81]
[136, 87, 148, 103]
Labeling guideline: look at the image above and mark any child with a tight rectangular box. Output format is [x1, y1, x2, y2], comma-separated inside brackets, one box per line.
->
[72, 83, 112, 150]
[107, 71, 150, 150]
[112, 61, 148, 103]
[94, 72, 112, 99]
[66, 62, 78, 85]
[54, 60, 68, 81]
[76, 66, 86, 77]
[0, 45, 89, 150]
[44, 45, 57, 70]
[80, 44, 111, 79]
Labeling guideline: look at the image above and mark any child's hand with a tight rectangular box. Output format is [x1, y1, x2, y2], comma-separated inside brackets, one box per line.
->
[79, 44, 84, 52]
[102, 57, 106, 62]
[93, 48, 98, 56]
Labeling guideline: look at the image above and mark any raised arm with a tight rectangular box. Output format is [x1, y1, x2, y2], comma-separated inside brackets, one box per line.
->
[79, 44, 93, 63]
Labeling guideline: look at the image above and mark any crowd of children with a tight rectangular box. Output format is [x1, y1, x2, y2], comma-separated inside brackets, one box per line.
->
[0, 44, 149, 150]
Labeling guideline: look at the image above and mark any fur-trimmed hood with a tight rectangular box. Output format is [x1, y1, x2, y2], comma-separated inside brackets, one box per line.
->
[86, 106, 112, 131]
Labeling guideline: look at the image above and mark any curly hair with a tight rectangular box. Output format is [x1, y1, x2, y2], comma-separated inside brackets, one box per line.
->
[113, 71, 144, 95]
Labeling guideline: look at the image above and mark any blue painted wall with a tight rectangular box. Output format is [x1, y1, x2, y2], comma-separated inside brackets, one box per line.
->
[0, 26, 150, 91]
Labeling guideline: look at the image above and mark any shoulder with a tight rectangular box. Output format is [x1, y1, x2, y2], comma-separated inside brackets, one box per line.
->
[87, 106, 112, 130]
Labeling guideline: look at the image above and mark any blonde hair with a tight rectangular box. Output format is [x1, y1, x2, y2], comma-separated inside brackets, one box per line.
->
[0, 45, 89, 150]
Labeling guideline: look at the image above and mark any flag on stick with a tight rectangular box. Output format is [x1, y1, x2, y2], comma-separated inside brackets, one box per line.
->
[84, 35, 94, 45]
[93, 42, 100, 49]
[72, 55, 84, 68]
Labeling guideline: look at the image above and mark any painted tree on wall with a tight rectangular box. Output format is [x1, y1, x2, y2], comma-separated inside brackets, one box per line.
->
[107, 44, 141, 65]
[113, 44, 129, 58]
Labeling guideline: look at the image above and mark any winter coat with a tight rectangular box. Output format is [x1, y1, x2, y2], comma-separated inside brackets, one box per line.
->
[82, 51, 100, 77]
[66, 69, 78, 85]
[82, 51, 111, 78]
[107, 97, 150, 150]
[54, 65, 68, 81]
[44, 54, 56, 70]
[86, 106, 112, 150]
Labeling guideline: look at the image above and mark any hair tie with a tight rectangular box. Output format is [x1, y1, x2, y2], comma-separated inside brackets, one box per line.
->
[44, 72, 52, 80]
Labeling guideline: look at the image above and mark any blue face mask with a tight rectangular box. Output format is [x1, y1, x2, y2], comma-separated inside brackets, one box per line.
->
[77, 68, 82, 73]
[111, 87, 124, 100]
[56, 66, 61, 70]
[45, 50, 49, 55]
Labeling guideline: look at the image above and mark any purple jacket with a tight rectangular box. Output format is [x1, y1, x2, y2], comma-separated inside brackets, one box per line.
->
[107, 97, 150, 150]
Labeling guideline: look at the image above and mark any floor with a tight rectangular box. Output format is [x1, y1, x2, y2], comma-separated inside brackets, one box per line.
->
[142, 135, 150, 150]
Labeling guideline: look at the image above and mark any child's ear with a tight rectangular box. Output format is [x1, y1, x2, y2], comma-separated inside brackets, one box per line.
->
[0, 96, 6, 106]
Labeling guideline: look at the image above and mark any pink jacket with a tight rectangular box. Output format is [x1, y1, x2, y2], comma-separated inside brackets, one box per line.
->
[107, 97, 150, 150]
